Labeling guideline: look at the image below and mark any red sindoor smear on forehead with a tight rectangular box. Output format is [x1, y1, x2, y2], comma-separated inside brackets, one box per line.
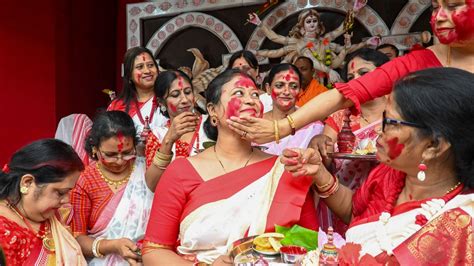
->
[226, 97, 242, 119]
[234, 76, 255, 88]
[178, 76, 184, 88]
[117, 131, 124, 152]
[142, 54, 146, 61]
[387, 137, 404, 160]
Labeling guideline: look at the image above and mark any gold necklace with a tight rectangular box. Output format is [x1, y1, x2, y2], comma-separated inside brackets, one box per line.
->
[5, 200, 55, 252]
[445, 181, 461, 195]
[96, 163, 135, 189]
[214, 145, 254, 173]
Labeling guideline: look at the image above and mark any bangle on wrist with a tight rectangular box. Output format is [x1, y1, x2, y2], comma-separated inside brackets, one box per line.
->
[286, 115, 296, 135]
[317, 175, 340, 198]
[153, 150, 173, 169]
[92, 237, 105, 258]
[273, 120, 280, 144]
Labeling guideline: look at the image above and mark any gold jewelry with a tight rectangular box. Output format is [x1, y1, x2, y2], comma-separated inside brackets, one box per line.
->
[446, 181, 461, 195]
[20, 186, 29, 194]
[274, 120, 280, 144]
[6, 200, 55, 252]
[210, 115, 219, 126]
[286, 115, 296, 135]
[316, 175, 334, 190]
[92, 237, 105, 258]
[96, 163, 134, 189]
[152, 150, 173, 170]
[214, 145, 254, 173]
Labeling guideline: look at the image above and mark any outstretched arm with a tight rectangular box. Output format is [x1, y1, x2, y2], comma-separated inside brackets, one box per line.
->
[228, 89, 353, 144]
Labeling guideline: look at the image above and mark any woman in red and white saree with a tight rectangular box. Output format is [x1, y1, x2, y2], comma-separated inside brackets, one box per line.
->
[0, 139, 86, 265]
[71, 111, 156, 265]
[144, 70, 210, 166]
[142, 69, 318, 265]
[107, 47, 168, 154]
[282, 68, 474, 264]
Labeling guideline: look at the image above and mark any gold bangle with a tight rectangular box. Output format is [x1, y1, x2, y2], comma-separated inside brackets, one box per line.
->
[274, 120, 280, 144]
[286, 115, 296, 135]
[154, 151, 173, 161]
[153, 157, 171, 168]
[316, 175, 334, 190]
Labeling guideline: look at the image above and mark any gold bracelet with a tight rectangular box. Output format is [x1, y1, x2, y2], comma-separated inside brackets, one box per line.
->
[154, 150, 173, 161]
[286, 115, 296, 135]
[315, 175, 334, 190]
[274, 120, 280, 144]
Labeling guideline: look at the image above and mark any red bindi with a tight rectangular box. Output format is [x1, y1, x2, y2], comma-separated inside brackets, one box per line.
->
[386, 137, 404, 160]
[226, 97, 242, 119]
[350, 61, 355, 71]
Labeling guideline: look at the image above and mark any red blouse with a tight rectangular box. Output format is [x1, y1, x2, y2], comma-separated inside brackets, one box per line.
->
[335, 49, 442, 113]
[0, 216, 43, 265]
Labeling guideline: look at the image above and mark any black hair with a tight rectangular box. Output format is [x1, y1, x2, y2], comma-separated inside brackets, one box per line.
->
[204, 69, 256, 141]
[117, 47, 158, 113]
[342, 48, 389, 81]
[376, 43, 400, 57]
[85, 111, 137, 159]
[0, 139, 84, 204]
[294, 56, 314, 69]
[266, 63, 303, 87]
[226, 50, 259, 70]
[393, 67, 474, 188]
[154, 70, 193, 118]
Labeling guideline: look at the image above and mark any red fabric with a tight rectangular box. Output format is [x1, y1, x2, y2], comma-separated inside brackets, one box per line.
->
[0, 216, 43, 265]
[335, 49, 442, 114]
[107, 98, 145, 118]
[144, 157, 317, 246]
[70, 163, 114, 235]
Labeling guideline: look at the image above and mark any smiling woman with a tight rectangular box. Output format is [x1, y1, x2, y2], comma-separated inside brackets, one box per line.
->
[0, 139, 86, 265]
[260, 63, 324, 155]
[141, 69, 319, 265]
[281, 67, 474, 264]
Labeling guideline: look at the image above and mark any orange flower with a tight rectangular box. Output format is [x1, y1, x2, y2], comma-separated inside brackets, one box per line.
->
[323, 38, 330, 46]
[306, 42, 314, 48]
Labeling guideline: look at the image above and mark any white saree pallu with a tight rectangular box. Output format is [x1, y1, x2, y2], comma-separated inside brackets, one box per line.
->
[89, 158, 154, 266]
[132, 97, 168, 136]
[177, 161, 285, 264]
[345, 193, 474, 258]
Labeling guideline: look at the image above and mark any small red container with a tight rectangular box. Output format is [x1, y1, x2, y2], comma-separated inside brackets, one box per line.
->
[280, 246, 307, 264]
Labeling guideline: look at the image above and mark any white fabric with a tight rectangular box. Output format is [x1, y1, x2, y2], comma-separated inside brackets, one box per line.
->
[132, 97, 168, 137]
[259, 93, 273, 113]
[151, 114, 212, 159]
[55, 114, 92, 165]
[260, 121, 324, 155]
[345, 193, 474, 257]
[89, 158, 154, 266]
[177, 160, 285, 264]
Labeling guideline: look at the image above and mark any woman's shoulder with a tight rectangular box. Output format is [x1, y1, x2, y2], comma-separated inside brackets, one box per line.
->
[76, 163, 102, 187]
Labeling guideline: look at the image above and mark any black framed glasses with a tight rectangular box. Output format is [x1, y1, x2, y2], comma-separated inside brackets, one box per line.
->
[382, 111, 425, 132]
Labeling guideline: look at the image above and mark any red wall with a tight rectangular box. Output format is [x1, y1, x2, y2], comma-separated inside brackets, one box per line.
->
[0, 0, 117, 163]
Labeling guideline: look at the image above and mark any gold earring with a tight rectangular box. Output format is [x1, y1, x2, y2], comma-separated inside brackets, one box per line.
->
[20, 186, 29, 194]
[211, 116, 219, 126]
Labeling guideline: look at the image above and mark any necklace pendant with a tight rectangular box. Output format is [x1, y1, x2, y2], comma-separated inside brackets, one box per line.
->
[43, 236, 55, 253]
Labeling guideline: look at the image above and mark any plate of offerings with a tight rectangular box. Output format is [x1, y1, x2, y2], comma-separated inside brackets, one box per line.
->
[252, 233, 284, 256]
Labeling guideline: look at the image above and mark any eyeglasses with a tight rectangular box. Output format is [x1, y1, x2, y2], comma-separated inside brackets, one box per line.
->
[97, 149, 137, 163]
[382, 111, 425, 132]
